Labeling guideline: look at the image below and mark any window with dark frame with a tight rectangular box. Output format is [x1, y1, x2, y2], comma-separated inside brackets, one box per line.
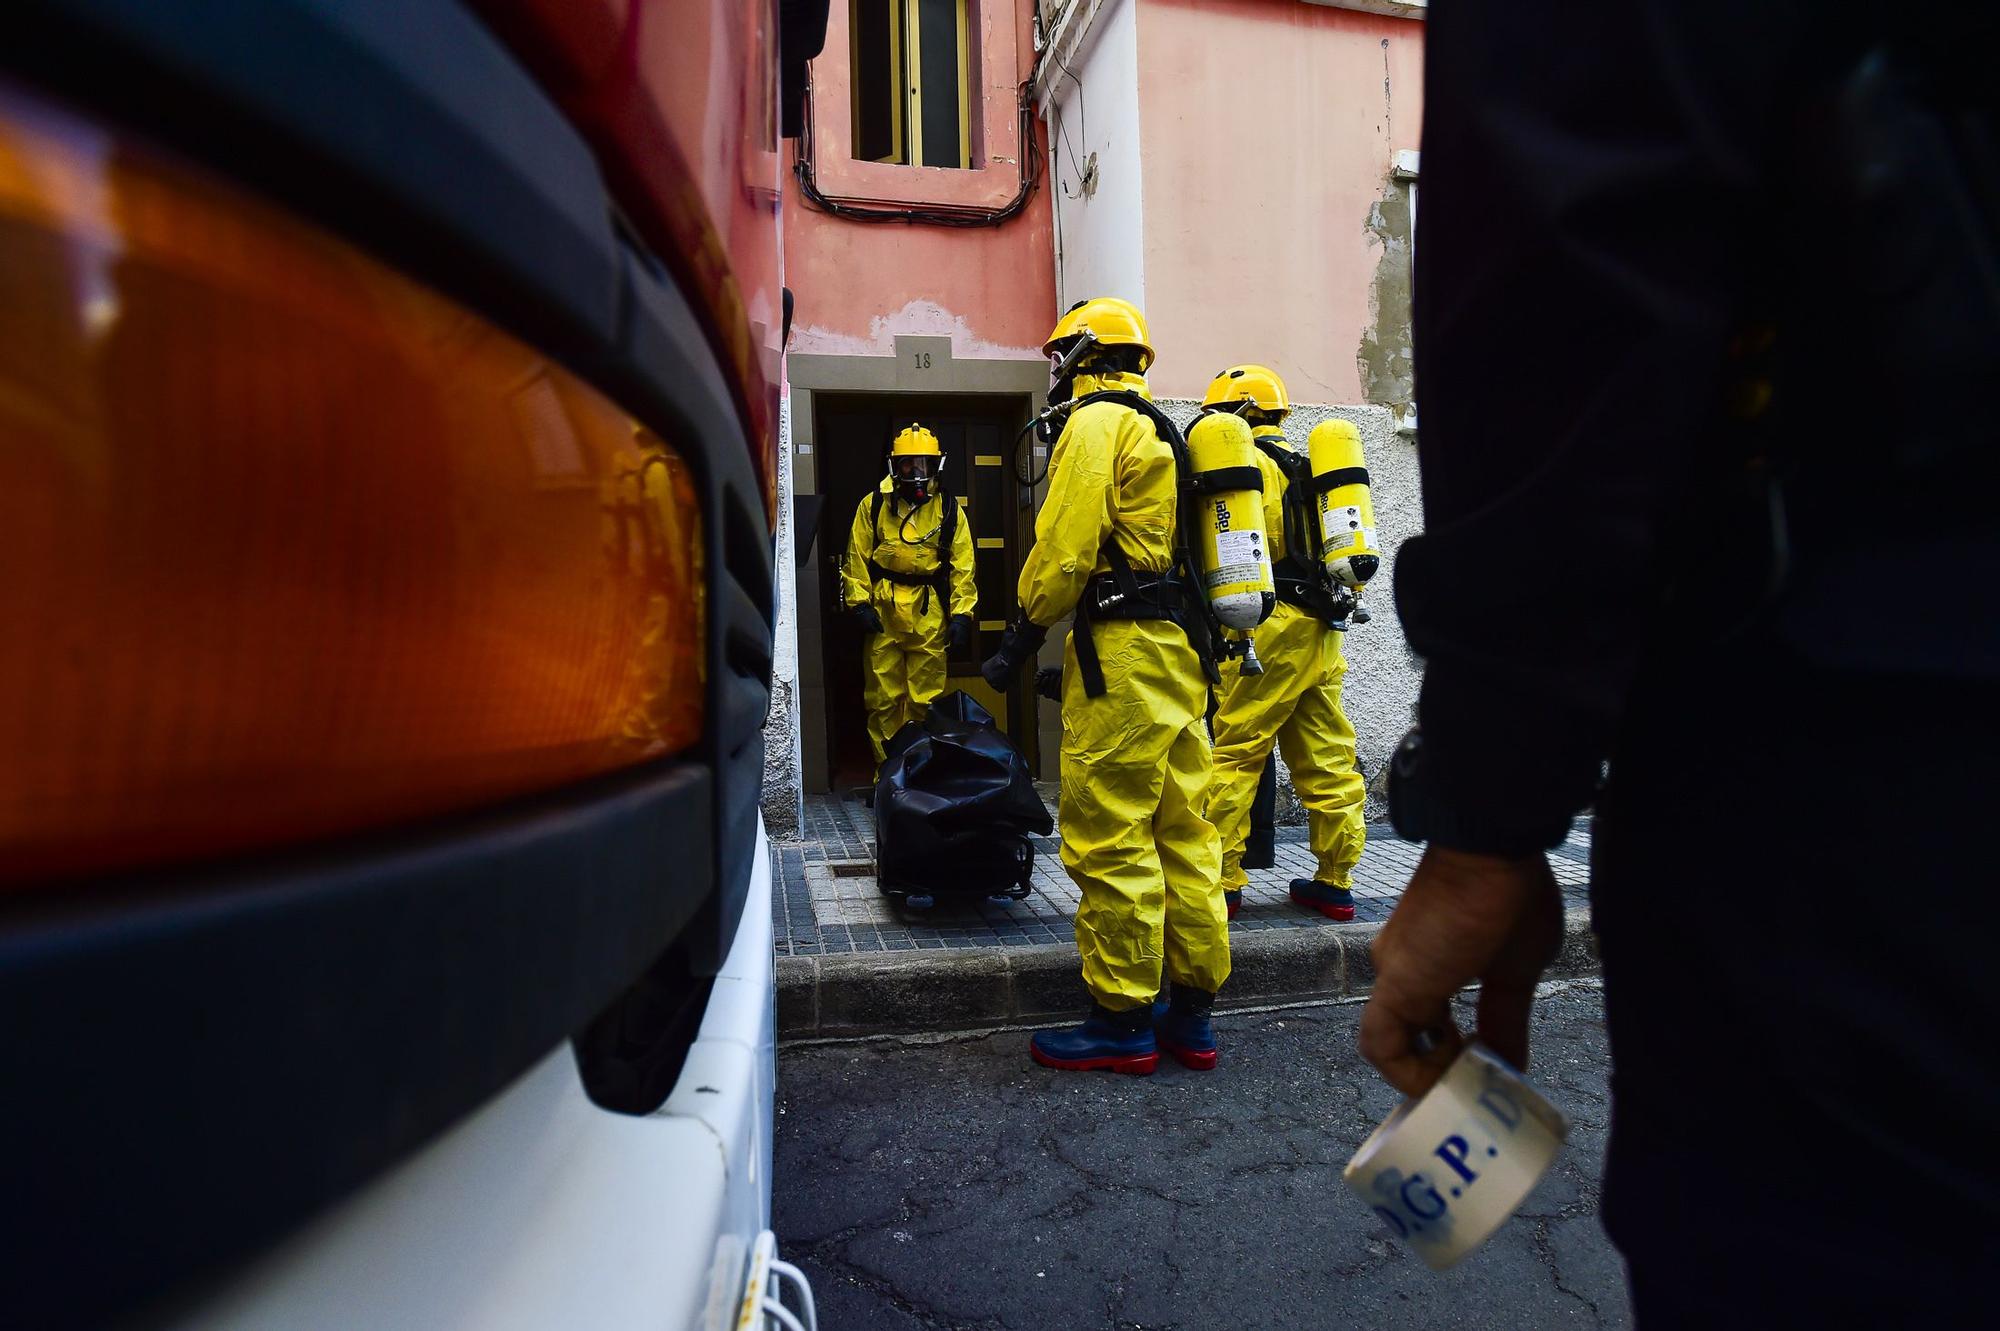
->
[849, 0, 971, 169]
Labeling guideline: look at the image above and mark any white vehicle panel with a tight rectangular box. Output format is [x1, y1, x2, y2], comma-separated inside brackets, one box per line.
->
[179, 823, 781, 1331]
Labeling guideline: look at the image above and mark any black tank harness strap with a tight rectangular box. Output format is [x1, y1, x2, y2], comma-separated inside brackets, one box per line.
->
[1270, 569, 1355, 626]
[1254, 437, 1314, 561]
[1190, 465, 1265, 494]
[865, 487, 957, 616]
[1310, 466, 1370, 493]
[1070, 543, 1187, 698]
[1056, 389, 1229, 697]
[1255, 437, 1354, 627]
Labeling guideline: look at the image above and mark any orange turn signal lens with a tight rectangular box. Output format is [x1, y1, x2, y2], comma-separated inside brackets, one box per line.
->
[0, 84, 704, 886]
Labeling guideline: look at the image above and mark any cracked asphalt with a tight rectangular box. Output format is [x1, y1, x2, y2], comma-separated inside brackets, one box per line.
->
[775, 983, 1630, 1330]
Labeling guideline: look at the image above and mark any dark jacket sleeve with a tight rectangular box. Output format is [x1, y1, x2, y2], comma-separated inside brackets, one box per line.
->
[1398, 0, 1807, 841]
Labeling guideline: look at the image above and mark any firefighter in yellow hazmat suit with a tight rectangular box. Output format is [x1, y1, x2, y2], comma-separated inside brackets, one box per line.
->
[980, 297, 1230, 1075]
[841, 424, 977, 770]
[1199, 366, 1368, 921]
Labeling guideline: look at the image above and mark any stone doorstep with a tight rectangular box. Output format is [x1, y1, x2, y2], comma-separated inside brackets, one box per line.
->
[777, 907, 1600, 1039]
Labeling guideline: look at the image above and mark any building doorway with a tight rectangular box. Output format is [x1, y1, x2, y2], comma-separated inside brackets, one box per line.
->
[812, 392, 1033, 793]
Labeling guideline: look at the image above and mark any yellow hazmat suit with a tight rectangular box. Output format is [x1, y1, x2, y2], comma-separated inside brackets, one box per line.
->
[1021, 370, 1231, 1010]
[841, 478, 977, 764]
[1205, 424, 1367, 894]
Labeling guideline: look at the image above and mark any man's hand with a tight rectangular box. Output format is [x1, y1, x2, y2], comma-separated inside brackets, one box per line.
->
[1359, 847, 1563, 1097]
[947, 614, 974, 652]
[852, 604, 884, 636]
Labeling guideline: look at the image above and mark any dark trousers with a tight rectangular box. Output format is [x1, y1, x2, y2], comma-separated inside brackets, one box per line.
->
[1243, 759, 1278, 869]
[1593, 639, 2000, 1325]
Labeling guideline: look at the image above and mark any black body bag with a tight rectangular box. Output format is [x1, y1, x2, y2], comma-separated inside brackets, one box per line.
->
[874, 692, 1053, 899]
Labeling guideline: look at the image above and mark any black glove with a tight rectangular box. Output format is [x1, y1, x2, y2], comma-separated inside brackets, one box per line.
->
[947, 614, 974, 652]
[1034, 666, 1063, 702]
[852, 603, 883, 635]
[979, 616, 1047, 691]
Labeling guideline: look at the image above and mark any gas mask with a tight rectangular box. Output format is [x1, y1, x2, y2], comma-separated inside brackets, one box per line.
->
[891, 453, 937, 504]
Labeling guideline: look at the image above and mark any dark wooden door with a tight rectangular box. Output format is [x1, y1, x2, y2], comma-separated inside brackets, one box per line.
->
[814, 394, 1029, 789]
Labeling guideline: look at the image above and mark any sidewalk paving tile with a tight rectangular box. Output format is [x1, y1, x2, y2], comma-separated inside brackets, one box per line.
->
[773, 793, 1590, 956]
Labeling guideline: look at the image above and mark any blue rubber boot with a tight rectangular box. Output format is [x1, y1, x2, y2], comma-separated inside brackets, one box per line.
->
[1030, 1004, 1158, 1075]
[1223, 889, 1242, 920]
[1289, 878, 1356, 921]
[1151, 987, 1218, 1071]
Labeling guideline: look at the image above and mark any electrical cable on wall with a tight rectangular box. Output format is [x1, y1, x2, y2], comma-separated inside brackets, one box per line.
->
[1050, 101, 1083, 200]
[1041, 5, 1089, 202]
[1014, 9, 1081, 300]
[1048, 31, 1086, 149]
[1038, 17, 1089, 311]
[793, 65, 1042, 227]
[1049, 120, 1067, 298]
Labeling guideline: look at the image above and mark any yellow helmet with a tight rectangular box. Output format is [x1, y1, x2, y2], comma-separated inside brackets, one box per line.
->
[1043, 296, 1154, 373]
[1202, 364, 1290, 417]
[889, 424, 942, 456]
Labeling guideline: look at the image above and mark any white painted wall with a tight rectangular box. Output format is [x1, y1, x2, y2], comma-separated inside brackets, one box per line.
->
[1045, 0, 1146, 313]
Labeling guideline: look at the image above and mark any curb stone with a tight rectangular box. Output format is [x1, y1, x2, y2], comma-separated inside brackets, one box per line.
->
[777, 907, 1599, 1039]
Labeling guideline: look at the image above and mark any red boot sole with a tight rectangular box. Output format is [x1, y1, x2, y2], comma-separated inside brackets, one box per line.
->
[1161, 1042, 1218, 1071]
[1290, 891, 1356, 922]
[1030, 1045, 1159, 1075]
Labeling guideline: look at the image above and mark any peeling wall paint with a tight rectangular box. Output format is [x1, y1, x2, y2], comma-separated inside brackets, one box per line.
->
[1132, 0, 1424, 400]
[790, 298, 1046, 362]
[1358, 178, 1416, 410]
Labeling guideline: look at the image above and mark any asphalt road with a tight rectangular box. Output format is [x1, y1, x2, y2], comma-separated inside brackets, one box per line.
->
[775, 983, 1630, 1330]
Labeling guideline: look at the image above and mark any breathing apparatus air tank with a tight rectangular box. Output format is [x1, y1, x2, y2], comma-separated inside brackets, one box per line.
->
[1307, 419, 1381, 588]
[1186, 412, 1276, 630]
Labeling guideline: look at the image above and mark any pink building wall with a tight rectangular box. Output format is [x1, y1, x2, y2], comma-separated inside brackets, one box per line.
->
[1136, 0, 1424, 403]
[784, 0, 1057, 360]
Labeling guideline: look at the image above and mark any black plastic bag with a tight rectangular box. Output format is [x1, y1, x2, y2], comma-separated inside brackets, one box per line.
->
[875, 692, 1052, 898]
